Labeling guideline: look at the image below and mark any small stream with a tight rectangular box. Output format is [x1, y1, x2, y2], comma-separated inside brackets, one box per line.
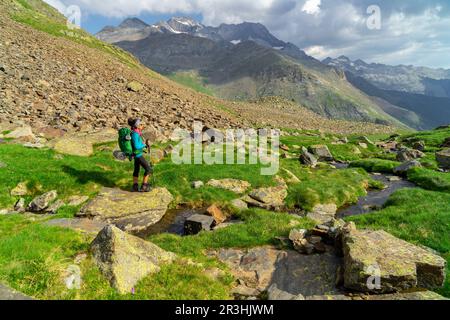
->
[337, 173, 416, 218]
[136, 208, 203, 238]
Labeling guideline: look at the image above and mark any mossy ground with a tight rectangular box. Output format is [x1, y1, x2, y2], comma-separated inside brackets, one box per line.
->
[0, 127, 449, 299]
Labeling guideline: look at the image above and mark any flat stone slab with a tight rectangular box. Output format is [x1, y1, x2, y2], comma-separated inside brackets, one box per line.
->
[76, 187, 173, 233]
[45, 218, 107, 234]
[0, 284, 33, 300]
[213, 246, 342, 298]
[343, 229, 446, 293]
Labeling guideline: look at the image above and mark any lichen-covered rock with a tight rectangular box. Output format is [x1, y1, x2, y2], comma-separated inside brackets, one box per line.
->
[308, 145, 334, 162]
[5, 125, 35, 141]
[207, 179, 251, 194]
[244, 185, 287, 210]
[436, 148, 450, 170]
[91, 225, 176, 294]
[396, 148, 425, 162]
[364, 290, 448, 300]
[267, 284, 305, 300]
[343, 229, 446, 293]
[299, 148, 318, 167]
[77, 187, 173, 233]
[10, 182, 28, 196]
[307, 204, 338, 224]
[126, 81, 143, 92]
[27, 190, 58, 212]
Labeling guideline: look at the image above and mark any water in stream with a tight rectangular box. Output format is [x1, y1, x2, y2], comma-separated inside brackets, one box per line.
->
[337, 173, 416, 218]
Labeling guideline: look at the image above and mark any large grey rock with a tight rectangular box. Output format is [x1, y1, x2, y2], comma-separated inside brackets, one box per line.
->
[436, 148, 450, 170]
[393, 160, 422, 176]
[308, 145, 334, 162]
[364, 290, 448, 300]
[77, 187, 173, 233]
[91, 225, 176, 294]
[45, 200, 65, 214]
[299, 148, 318, 167]
[307, 204, 338, 224]
[396, 148, 425, 162]
[27, 190, 58, 213]
[343, 229, 446, 293]
[184, 214, 215, 235]
[14, 198, 26, 213]
[215, 246, 342, 297]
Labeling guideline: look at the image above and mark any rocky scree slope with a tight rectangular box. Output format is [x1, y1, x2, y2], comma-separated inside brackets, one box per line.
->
[0, 0, 395, 138]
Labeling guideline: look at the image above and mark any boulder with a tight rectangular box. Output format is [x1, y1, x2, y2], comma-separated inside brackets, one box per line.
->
[77, 187, 173, 233]
[91, 225, 176, 294]
[27, 190, 58, 213]
[5, 125, 35, 141]
[53, 136, 94, 157]
[10, 182, 28, 196]
[308, 145, 334, 162]
[436, 148, 450, 170]
[299, 148, 318, 167]
[14, 198, 26, 213]
[412, 141, 426, 151]
[244, 185, 287, 210]
[207, 179, 251, 194]
[396, 148, 425, 162]
[184, 215, 215, 235]
[230, 199, 248, 211]
[206, 205, 227, 224]
[191, 181, 204, 189]
[307, 204, 338, 224]
[343, 229, 446, 293]
[393, 160, 422, 176]
[45, 200, 65, 214]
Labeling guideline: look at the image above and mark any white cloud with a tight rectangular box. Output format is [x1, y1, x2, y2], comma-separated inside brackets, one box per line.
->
[302, 0, 321, 15]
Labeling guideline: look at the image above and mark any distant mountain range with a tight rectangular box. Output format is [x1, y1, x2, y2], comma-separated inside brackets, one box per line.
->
[97, 17, 450, 130]
[323, 56, 450, 130]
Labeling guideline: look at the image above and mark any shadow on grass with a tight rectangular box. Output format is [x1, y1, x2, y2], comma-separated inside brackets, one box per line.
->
[62, 165, 119, 188]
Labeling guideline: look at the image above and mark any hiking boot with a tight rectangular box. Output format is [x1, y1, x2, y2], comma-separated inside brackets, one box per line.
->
[141, 184, 152, 193]
[132, 183, 140, 192]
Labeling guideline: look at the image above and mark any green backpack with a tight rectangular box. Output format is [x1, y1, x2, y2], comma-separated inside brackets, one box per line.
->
[118, 128, 133, 160]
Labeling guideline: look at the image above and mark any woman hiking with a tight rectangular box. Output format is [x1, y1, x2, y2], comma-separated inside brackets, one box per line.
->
[128, 118, 153, 192]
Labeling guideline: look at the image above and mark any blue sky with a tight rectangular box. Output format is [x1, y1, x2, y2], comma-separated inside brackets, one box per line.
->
[44, 0, 450, 69]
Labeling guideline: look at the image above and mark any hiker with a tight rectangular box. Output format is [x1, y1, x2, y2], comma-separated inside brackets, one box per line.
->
[128, 118, 153, 192]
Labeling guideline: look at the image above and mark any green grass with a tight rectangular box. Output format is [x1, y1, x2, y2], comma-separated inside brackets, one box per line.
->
[282, 161, 375, 211]
[349, 158, 400, 173]
[401, 128, 450, 148]
[150, 209, 315, 259]
[347, 189, 450, 297]
[168, 71, 216, 96]
[0, 144, 131, 209]
[407, 168, 450, 193]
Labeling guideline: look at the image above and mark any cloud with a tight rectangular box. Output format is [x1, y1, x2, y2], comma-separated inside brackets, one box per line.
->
[43, 0, 450, 68]
[302, 0, 321, 15]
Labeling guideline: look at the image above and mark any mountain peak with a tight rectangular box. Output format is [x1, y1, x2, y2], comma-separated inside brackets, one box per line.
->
[167, 17, 203, 28]
[119, 17, 149, 29]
